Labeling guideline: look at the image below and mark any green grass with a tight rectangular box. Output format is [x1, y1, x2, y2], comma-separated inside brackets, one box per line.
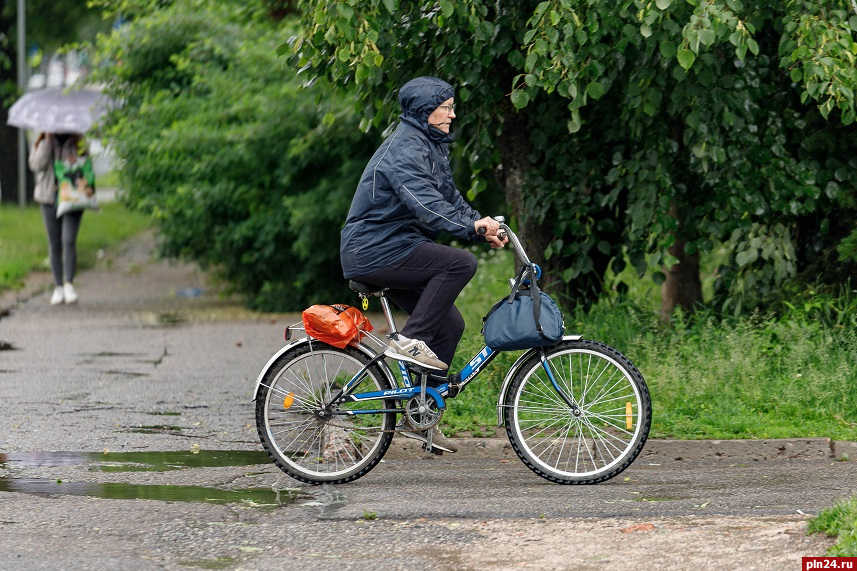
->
[443, 244, 857, 443]
[809, 496, 857, 556]
[0, 202, 150, 291]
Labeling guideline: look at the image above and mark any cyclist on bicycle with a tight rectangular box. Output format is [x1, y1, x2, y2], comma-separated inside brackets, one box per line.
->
[340, 76, 507, 451]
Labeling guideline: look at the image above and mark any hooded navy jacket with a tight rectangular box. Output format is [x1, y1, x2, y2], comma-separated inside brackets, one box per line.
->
[340, 77, 483, 279]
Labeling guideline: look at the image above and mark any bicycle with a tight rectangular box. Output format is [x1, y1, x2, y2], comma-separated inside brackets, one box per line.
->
[253, 218, 651, 485]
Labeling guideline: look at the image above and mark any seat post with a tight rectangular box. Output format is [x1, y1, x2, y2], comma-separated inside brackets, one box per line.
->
[377, 292, 399, 338]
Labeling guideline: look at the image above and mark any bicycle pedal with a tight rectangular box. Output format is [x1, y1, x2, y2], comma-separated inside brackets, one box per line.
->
[446, 382, 465, 398]
[421, 443, 443, 455]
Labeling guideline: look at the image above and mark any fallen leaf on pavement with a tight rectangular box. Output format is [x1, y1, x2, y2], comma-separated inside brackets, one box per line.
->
[620, 523, 656, 533]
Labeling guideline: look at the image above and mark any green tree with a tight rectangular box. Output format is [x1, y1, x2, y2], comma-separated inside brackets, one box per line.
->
[89, 0, 378, 310]
[292, 0, 857, 317]
[517, 0, 857, 316]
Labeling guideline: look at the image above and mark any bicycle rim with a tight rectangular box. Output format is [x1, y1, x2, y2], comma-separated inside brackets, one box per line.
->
[505, 340, 651, 484]
[255, 343, 395, 484]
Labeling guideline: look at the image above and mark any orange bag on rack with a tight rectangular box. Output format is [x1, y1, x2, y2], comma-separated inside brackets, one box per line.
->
[301, 304, 373, 348]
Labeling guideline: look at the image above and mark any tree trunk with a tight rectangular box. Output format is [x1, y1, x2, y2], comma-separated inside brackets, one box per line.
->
[0, 5, 23, 204]
[661, 200, 703, 321]
[492, 93, 562, 294]
[0, 118, 25, 205]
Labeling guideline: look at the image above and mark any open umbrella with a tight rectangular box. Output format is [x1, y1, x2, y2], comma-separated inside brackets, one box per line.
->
[6, 87, 108, 134]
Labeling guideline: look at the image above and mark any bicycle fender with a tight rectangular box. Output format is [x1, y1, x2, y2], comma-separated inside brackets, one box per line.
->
[252, 338, 397, 400]
[495, 335, 582, 425]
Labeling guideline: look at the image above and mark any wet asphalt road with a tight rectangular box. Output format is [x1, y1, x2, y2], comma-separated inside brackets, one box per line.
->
[1, 232, 855, 570]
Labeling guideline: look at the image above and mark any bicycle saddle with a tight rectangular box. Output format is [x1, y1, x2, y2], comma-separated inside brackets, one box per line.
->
[348, 280, 384, 294]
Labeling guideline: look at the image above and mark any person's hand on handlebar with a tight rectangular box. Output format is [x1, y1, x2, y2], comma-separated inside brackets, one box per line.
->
[475, 217, 508, 248]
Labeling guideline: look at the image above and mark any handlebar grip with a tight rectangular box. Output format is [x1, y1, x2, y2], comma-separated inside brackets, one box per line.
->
[477, 227, 507, 239]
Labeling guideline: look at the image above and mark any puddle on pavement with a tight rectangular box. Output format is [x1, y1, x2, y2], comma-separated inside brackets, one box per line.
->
[0, 450, 300, 508]
[0, 450, 271, 472]
[0, 478, 297, 508]
[126, 425, 187, 434]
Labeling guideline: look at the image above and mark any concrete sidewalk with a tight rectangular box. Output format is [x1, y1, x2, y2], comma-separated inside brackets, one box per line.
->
[1, 229, 855, 461]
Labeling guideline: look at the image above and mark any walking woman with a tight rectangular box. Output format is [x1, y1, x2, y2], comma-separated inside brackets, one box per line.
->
[29, 132, 89, 305]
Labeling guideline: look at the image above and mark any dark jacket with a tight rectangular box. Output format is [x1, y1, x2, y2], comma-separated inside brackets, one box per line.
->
[340, 77, 482, 279]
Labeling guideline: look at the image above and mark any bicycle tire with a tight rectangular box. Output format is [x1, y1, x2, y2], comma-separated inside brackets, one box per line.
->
[255, 342, 396, 484]
[504, 339, 651, 484]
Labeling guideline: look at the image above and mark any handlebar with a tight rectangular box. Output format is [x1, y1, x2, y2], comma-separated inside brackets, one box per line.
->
[477, 216, 531, 267]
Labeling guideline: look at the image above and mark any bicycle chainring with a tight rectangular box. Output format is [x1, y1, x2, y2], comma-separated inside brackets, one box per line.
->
[403, 395, 443, 431]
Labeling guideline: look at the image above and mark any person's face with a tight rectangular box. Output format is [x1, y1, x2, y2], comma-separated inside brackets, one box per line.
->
[428, 98, 456, 133]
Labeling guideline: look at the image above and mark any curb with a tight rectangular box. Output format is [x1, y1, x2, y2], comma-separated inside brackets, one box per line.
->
[383, 437, 857, 461]
[0, 271, 53, 319]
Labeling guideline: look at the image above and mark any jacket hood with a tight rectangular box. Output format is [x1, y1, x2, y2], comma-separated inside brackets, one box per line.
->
[398, 76, 455, 143]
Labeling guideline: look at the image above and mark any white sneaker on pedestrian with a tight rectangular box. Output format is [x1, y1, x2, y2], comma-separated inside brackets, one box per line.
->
[384, 334, 447, 370]
[50, 286, 64, 305]
[63, 283, 78, 304]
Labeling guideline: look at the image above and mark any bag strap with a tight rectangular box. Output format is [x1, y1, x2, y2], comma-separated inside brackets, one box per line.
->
[505, 265, 530, 304]
[526, 265, 548, 338]
[521, 264, 557, 342]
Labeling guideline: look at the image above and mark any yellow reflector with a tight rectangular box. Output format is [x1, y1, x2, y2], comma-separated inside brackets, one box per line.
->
[625, 402, 633, 429]
[362, 298, 369, 311]
[283, 392, 295, 410]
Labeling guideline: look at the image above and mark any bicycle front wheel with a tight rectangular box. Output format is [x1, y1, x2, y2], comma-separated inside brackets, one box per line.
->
[504, 339, 651, 484]
[255, 342, 396, 484]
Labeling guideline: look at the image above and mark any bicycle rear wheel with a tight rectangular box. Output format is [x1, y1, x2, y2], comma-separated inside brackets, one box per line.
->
[255, 342, 396, 484]
[504, 339, 651, 484]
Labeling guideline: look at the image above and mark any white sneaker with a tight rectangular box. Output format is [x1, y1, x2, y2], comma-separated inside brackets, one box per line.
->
[50, 286, 64, 305]
[384, 334, 447, 370]
[63, 283, 78, 304]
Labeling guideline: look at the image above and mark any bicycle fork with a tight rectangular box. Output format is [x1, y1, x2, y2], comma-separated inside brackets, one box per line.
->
[538, 349, 582, 416]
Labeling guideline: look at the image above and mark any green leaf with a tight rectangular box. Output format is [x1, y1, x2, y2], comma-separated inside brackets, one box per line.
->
[640, 24, 652, 38]
[440, 0, 454, 18]
[790, 67, 802, 83]
[677, 48, 696, 70]
[656, 0, 672, 8]
[322, 113, 336, 127]
[747, 38, 759, 56]
[659, 40, 676, 59]
[567, 109, 582, 133]
[586, 81, 605, 100]
[523, 29, 537, 46]
[382, 0, 396, 14]
[510, 89, 530, 109]
[698, 29, 715, 47]
[820, 98, 834, 120]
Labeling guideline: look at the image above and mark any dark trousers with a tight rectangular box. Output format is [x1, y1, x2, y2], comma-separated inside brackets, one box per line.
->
[355, 242, 477, 366]
[40, 203, 84, 286]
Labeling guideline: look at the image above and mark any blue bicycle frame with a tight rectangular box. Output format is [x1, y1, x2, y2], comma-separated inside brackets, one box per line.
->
[323, 343, 501, 417]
